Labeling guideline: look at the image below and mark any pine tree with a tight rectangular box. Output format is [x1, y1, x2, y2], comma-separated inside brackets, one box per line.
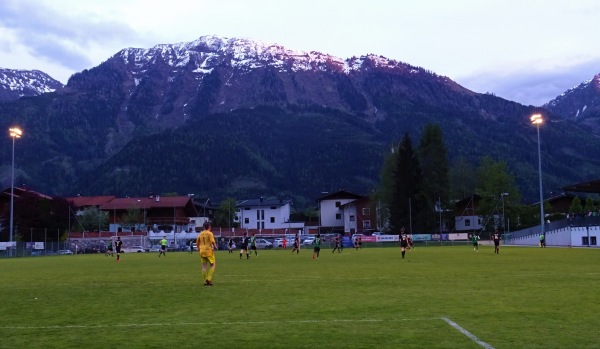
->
[388, 133, 422, 234]
[417, 124, 450, 233]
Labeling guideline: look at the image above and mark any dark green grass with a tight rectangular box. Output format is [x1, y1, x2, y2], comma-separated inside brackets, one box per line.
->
[1, 245, 598, 348]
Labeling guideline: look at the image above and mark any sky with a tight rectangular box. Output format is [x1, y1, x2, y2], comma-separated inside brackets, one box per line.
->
[1, 0, 599, 106]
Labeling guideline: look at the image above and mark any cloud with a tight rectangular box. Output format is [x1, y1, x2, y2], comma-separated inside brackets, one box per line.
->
[0, 0, 140, 72]
[457, 59, 600, 106]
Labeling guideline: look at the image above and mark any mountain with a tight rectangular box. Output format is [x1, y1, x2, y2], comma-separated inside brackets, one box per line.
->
[0, 68, 63, 102]
[1, 35, 600, 209]
[544, 74, 600, 135]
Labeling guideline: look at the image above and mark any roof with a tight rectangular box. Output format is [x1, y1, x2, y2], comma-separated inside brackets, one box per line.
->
[0, 187, 52, 200]
[67, 196, 115, 207]
[99, 196, 193, 210]
[317, 190, 365, 201]
[236, 198, 292, 208]
[562, 178, 600, 193]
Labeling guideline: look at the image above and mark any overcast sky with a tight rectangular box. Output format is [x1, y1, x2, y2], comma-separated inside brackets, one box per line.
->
[1, 0, 598, 106]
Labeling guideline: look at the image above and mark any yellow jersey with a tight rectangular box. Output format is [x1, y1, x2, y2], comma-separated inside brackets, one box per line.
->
[196, 229, 216, 257]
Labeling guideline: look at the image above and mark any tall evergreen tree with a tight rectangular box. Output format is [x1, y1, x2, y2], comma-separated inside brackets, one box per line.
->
[388, 133, 422, 234]
[417, 124, 450, 233]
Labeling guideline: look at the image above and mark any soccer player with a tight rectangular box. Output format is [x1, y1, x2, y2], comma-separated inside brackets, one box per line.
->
[115, 236, 123, 262]
[539, 233, 546, 248]
[250, 233, 258, 257]
[312, 234, 322, 260]
[356, 236, 363, 250]
[228, 237, 234, 254]
[196, 221, 217, 286]
[408, 236, 414, 250]
[282, 237, 287, 250]
[291, 234, 300, 254]
[105, 240, 113, 257]
[332, 234, 341, 253]
[400, 229, 408, 259]
[471, 233, 479, 252]
[159, 236, 168, 257]
[240, 233, 250, 259]
[492, 229, 501, 254]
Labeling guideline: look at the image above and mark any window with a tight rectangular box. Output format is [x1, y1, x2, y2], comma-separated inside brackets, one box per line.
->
[349, 215, 355, 221]
[270, 217, 275, 223]
[582, 236, 589, 245]
[363, 220, 371, 228]
[362, 208, 370, 215]
[465, 219, 471, 227]
[335, 213, 341, 220]
[591, 236, 597, 246]
[335, 201, 341, 207]
[244, 218, 249, 224]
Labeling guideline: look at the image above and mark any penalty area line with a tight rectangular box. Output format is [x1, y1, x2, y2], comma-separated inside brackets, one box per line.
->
[441, 317, 495, 349]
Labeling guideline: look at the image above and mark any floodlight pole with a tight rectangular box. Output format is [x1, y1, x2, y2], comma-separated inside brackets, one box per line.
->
[9, 127, 23, 257]
[531, 114, 545, 235]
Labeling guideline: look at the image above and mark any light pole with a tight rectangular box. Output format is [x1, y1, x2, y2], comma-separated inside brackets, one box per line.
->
[9, 127, 22, 256]
[530, 113, 544, 235]
[500, 192, 509, 234]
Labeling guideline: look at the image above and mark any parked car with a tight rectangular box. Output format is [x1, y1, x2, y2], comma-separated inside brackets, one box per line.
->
[149, 245, 162, 252]
[122, 246, 147, 253]
[253, 238, 273, 249]
[302, 237, 315, 246]
[57, 249, 73, 255]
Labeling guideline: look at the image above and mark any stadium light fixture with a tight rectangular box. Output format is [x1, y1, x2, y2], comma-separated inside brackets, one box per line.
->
[9, 127, 23, 257]
[530, 114, 544, 235]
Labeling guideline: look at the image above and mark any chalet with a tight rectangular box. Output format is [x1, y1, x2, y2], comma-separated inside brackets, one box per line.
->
[66, 194, 198, 233]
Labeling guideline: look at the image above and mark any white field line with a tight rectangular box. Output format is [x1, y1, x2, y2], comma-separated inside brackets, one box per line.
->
[1, 318, 437, 330]
[441, 317, 495, 349]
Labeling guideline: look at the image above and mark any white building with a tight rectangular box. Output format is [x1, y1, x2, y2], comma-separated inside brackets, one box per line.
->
[317, 190, 365, 230]
[235, 198, 301, 231]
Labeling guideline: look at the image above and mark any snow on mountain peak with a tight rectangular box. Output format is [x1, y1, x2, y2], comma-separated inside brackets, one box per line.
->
[115, 35, 422, 77]
[0, 68, 63, 101]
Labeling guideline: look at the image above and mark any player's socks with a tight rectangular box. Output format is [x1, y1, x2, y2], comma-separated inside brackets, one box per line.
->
[401, 251, 405, 258]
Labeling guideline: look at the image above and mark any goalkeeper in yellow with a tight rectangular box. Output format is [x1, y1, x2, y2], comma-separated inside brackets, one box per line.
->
[196, 221, 218, 286]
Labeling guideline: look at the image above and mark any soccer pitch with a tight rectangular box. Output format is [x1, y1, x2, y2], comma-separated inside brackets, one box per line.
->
[1, 245, 598, 348]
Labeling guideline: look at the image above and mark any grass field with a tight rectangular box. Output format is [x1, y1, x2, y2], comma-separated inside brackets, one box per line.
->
[1, 245, 598, 349]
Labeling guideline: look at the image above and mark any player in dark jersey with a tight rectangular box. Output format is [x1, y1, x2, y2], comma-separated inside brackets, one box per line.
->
[399, 228, 408, 259]
[240, 233, 250, 259]
[115, 236, 123, 262]
[332, 234, 341, 253]
[228, 237, 234, 254]
[291, 234, 300, 254]
[492, 228, 501, 254]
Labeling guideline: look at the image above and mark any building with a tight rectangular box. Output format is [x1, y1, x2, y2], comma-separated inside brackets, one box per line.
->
[340, 196, 375, 235]
[68, 194, 198, 233]
[453, 194, 483, 232]
[317, 190, 368, 234]
[235, 197, 301, 231]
